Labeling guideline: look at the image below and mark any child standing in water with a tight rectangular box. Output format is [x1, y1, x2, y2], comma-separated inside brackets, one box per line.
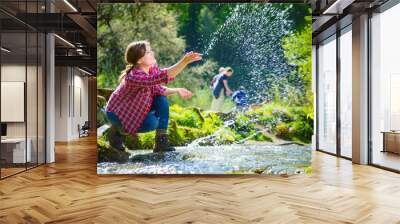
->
[106, 41, 202, 153]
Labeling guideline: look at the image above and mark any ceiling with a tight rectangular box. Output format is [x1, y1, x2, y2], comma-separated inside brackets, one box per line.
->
[311, 0, 391, 43]
[0, 0, 98, 75]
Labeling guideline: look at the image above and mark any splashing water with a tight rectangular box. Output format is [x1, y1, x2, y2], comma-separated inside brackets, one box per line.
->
[186, 119, 235, 147]
[200, 4, 295, 103]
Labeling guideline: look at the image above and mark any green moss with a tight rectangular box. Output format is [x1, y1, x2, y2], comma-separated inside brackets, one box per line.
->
[251, 132, 273, 142]
[288, 120, 313, 144]
[275, 123, 290, 140]
[137, 132, 156, 149]
[170, 104, 205, 128]
[97, 137, 130, 163]
[216, 128, 239, 144]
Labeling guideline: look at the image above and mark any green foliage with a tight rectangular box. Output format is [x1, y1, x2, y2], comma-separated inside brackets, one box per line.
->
[275, 123, 290, 140]
[233, 113, 255, 138]
[288, 120, 313, 143]
[137, 132, 156, 149]
[251, 132, 273, 142]
[97, 96, 107, 128]
[97, 88, 114, 101]
[247, 102, 313, 143]
[283, 13, 313, 107]
[216, 128, 238, 144]
[170, 106, 203, 128]
[168, 120, 187, 146]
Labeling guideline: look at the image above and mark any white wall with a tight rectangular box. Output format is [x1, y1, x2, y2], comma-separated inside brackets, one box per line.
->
[54, 67, 89, 141]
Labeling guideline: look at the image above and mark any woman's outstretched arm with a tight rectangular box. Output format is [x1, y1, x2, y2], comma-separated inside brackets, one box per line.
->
[166, 52, 202, 78]
[158, 87, 192, 99]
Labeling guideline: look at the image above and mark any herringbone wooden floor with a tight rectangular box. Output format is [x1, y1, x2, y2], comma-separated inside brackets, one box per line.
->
[1, 136, 400, 224]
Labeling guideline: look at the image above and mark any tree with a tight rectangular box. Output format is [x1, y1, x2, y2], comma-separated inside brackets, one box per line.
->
[283, 12, 312, 106]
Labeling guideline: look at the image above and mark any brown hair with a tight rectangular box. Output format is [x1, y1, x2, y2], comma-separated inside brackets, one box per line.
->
[118, 40, 149, 83]
[225, 67, 233, 73]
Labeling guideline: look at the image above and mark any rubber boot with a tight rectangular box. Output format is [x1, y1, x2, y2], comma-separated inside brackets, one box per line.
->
[108, 125, 125, 151]
[153, 129, 176, 153]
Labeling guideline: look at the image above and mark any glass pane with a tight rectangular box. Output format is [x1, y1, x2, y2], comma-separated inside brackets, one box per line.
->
[317, 35, 337, 154]
[38, 32, 45, 165]
[340, 27, 352, 158]
[371, 4, 400, 171]
[27, 31, 38, 169]
[1, 30, 27, 177]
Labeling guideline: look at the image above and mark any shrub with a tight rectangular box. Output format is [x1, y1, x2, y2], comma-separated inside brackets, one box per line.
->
[275, 123, 290, 140]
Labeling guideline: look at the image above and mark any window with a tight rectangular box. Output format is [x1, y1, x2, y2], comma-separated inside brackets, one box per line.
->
[339, 26, 352, 158]
[370, 3, 400, 171]
[317, 35, 337, 154]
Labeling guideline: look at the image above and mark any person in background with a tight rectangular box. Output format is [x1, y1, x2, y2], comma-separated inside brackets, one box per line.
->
[210, 67, 234, 112]
[210, 67, 225, 89]
[232, 86, 248, 111]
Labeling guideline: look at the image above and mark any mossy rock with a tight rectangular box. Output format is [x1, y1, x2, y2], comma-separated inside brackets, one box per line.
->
[97, 95, 107, 109]
[250, 132, 273, 142]
[288, 120, 313, 144]
[233, 113, 256, 135]
[252, 167, 268, 174]
[272, 108, 293, 123]
[275, 123, 290, 140]
[98, 88, 114, 101]
[180, 126, 206, 143]
[130, 151, 178, 163]
[97, 138, 130, 163]
[216, 128, 238, 144]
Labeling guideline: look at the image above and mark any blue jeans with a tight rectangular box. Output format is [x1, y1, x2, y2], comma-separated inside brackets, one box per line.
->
[107, 95, 169, 133]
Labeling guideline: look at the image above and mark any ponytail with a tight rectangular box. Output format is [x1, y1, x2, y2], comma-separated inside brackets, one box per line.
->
[119, 64, 134, 83]
[119, 40, 149, 83]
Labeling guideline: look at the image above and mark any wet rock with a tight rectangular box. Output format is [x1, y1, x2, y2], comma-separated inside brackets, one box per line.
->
[98, 143, 130, 163]
[130, 151, 181, 163]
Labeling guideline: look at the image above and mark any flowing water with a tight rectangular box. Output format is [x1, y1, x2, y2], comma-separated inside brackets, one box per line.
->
[97, 143, 311, 175]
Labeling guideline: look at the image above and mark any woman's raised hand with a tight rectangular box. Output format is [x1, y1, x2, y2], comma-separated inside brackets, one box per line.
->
[176, 88, 193, 100]
[183, 51, 202, 64]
